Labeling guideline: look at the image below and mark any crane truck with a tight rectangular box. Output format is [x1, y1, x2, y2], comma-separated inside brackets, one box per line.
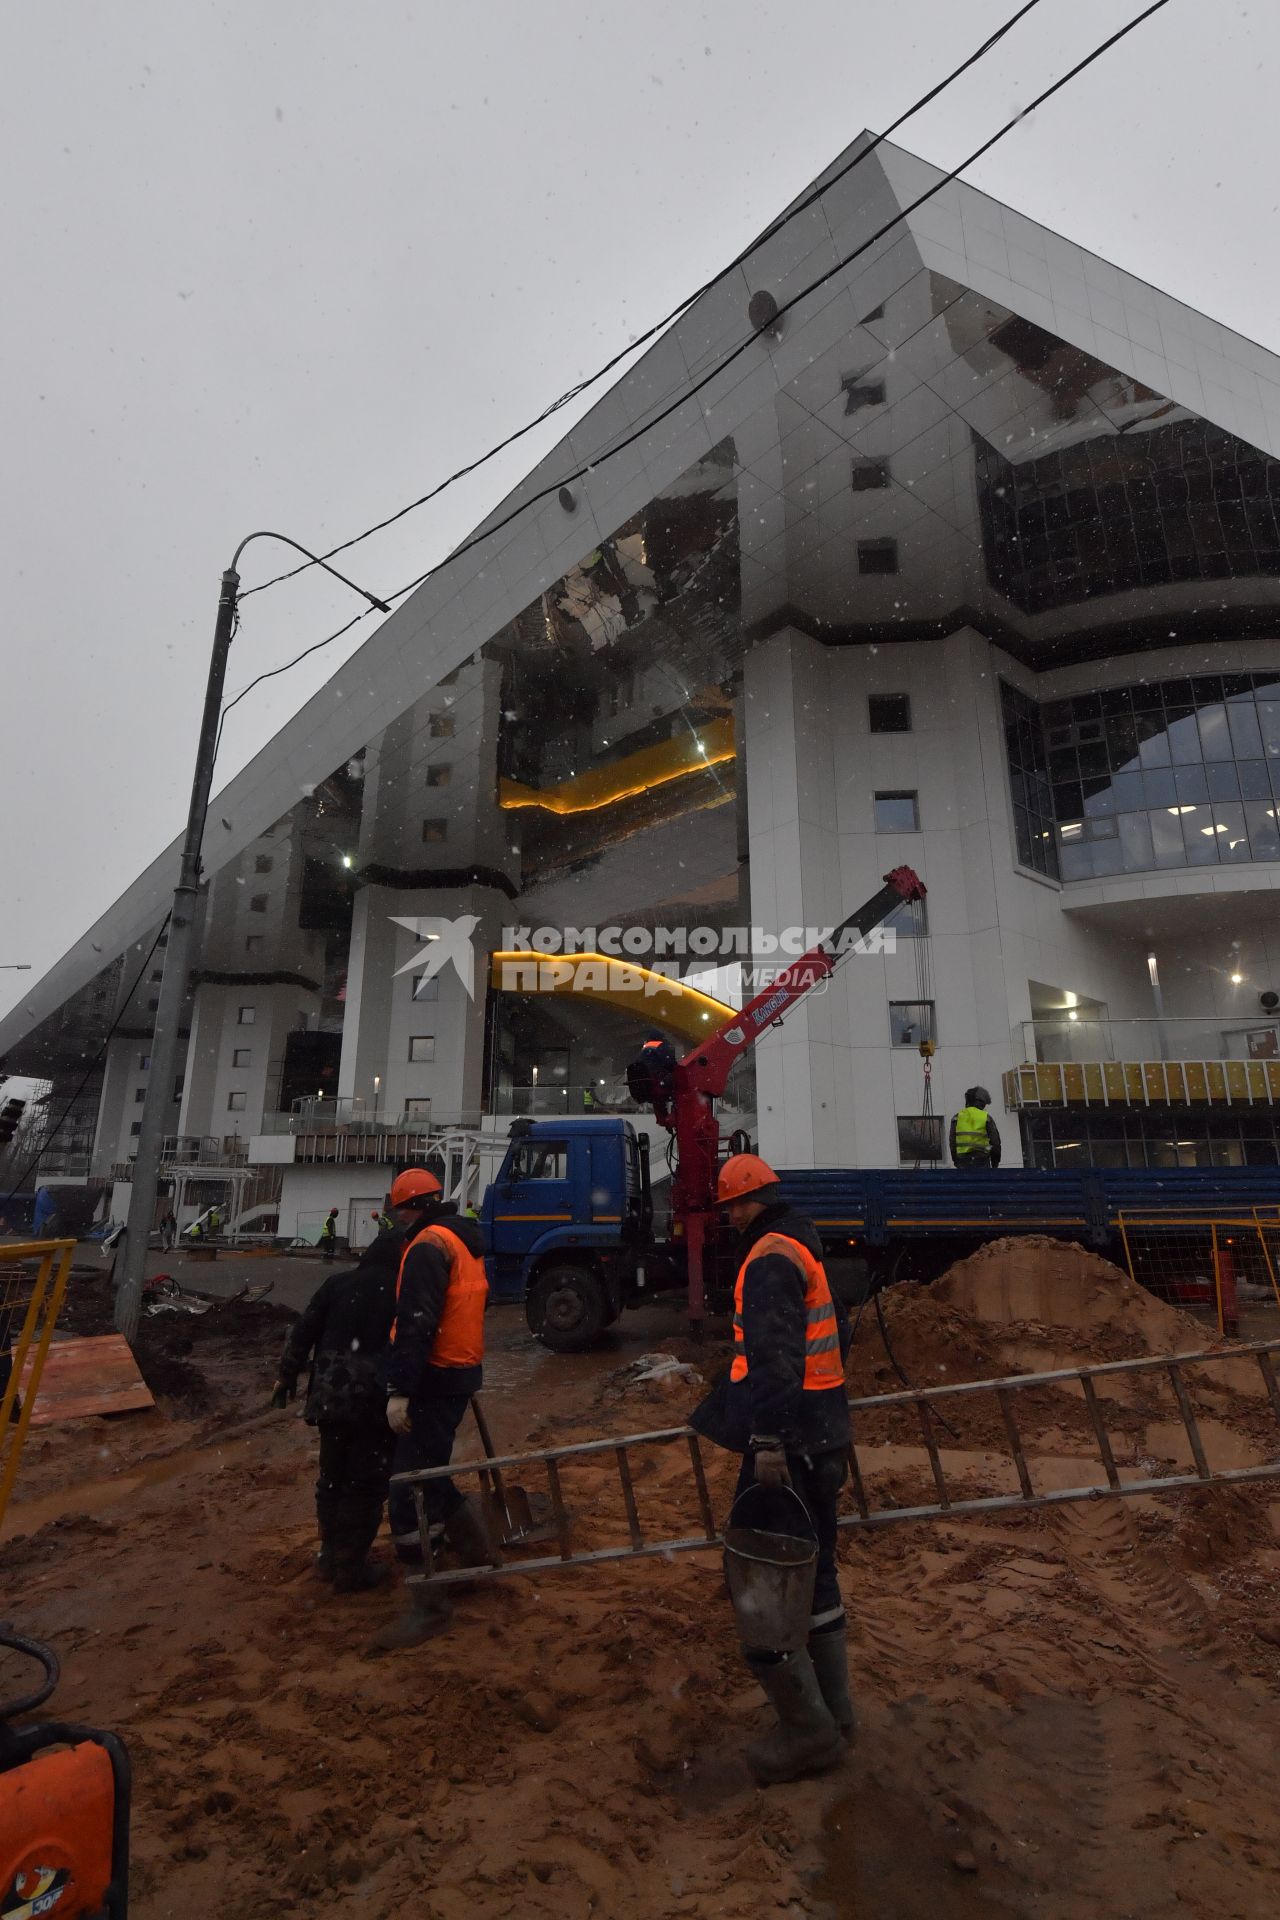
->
[481, 867, 929, 1348]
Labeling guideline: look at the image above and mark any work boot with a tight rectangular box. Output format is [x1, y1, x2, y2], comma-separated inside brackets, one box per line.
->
[330, 1494, 388, 1594]
[314, 1545, 336, 1582]
[367, 1579, 452, 1652]
[443, 1494, 498, 1569]
[745, 1652, 845, 1785]
[332, 1555, 391, 1594]
[808, 1628, 856, 1744]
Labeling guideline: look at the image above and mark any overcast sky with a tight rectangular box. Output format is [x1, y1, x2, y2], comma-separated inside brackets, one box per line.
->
[2, 0, 1276, 1024]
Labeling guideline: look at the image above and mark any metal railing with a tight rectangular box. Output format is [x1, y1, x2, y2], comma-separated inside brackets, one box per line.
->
[1021, 1016, 1280, 1065]
[396, 1338, 1280, 1590]
[0, 1238, 75, 1529]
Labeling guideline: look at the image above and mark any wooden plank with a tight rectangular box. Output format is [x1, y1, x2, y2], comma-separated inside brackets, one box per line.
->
[17, 1334, 154, 1425]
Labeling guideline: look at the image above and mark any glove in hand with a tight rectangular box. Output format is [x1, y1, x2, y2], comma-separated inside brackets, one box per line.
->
[386, 1393, 412, 1435]
[752, 1445, 791, 1490]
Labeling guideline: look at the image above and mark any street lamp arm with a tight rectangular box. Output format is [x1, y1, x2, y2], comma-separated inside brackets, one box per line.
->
[230, 531, 391, 612]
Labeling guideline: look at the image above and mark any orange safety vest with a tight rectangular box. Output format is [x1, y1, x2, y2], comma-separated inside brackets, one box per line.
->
[394, 1221, 488, 1368]
[730, 1232, 844, 1392]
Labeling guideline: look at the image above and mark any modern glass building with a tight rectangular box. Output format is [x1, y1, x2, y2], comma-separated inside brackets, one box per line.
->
[6, 132, 1280, 1234]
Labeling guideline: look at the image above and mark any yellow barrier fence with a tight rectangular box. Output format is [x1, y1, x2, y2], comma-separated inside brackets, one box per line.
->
[1117, 1214, 1280, 1339]
[0, 1237, 76, 1531]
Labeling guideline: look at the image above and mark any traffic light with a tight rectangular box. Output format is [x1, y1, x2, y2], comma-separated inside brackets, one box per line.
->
[0, 1099, 26, 1147]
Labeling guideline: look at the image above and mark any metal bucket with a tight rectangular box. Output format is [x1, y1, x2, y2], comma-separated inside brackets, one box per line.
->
[723, 1482, 817, 1653]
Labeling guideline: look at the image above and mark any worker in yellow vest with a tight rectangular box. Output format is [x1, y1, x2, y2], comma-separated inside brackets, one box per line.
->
[949, 1087, 1001, 1169]
[691, 1153, 854, 1785]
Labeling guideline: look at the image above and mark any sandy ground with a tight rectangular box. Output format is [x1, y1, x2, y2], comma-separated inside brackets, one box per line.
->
[4, 1240, 1280, 1918]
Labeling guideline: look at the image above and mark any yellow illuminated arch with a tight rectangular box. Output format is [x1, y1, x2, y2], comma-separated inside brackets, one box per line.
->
[489, 950, 733, 1044]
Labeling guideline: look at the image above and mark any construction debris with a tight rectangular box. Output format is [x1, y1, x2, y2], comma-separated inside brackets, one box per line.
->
[20, 1333, 154, 1426]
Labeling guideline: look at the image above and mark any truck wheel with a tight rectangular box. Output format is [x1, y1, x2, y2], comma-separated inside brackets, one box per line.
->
[527, 1265, 609, 1352]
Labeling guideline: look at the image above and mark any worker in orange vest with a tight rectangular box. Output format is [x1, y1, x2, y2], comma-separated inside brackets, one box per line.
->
[691, 1152, 854, 1784]
[371, 1166, 493, 1650]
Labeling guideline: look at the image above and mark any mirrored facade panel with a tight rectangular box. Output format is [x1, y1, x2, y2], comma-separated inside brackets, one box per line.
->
[1003, 673, 1280, 880]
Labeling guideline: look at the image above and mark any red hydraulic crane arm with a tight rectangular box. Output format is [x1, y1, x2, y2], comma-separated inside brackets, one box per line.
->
[676, 866, 926, 1099]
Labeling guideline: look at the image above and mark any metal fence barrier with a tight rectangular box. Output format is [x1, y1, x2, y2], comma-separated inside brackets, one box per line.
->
[1117, 1212, 1280, 1335]
[0, 1238, 76, 1530]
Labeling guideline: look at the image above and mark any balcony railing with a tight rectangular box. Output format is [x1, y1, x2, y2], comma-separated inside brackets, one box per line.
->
[1021, 1017, 1280, 1066]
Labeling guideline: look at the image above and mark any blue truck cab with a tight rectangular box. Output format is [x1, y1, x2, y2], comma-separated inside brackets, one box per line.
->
[481, 1117, 668, 1348]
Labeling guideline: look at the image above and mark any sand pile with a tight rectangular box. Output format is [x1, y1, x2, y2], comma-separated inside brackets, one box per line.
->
[846, 1234, 1277, 1490]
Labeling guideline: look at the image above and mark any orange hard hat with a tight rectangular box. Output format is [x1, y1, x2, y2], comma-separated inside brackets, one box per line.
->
[389, 1167, 443, 1208]
[716, 1153, 780, 1205]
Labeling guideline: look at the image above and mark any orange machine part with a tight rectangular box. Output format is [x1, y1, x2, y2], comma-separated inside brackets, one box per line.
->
[0, 1740, 114, 1918]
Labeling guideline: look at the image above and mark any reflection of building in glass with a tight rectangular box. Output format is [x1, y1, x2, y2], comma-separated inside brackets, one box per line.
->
[9, 131, 1280, 1213]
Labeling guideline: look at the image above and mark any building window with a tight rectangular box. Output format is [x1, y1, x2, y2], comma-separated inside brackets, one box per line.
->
[1000, 680, 1060, 881]
[138, 1053, 150, 1071]
[412, 975, 439, 1002]
[874, 791, 919, 832]
[976, 418, 1280, 619]
[408, 1035, 436, 1063]
[249, 894, 269, 913]
[1008, 672, 1280, 883]
[133, 1086, 146, 1102]
[227, 1092, 247, 1112]
[238, 1007, 256, 1025]
[149, 969, 164, 983]
[850, 456, 890, 493]
[172, 1076, 184, 1101]
[130, 1121, 142, 1137]
[245, 935, 264, 955]
[897, 1115, 943, 1164]
[147, 997, 159, 1012]
[857, 539, 898, 576]
[233, 1048, 251, 1068]
[254, 855, 273, 874]
[889, 1001, 936, 1046]
[422, 819, 448, 843]
[426, 764, 452, 788]
[405, 1098, 432, 1122]
[508, 1141, 569, 1181]
[842, 377, 885, 413]
[429, 713, 455, 739]
[868, 693, 911, 733]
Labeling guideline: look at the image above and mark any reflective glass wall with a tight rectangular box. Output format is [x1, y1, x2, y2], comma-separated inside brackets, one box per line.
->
[1003, 673, 1280, 880]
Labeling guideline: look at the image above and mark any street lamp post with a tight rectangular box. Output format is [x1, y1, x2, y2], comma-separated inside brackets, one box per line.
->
[114, 534, 388, 1341]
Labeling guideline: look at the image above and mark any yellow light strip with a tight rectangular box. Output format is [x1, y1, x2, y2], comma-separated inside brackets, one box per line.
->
[489, 949, 735, 1042]
[498, 715, 735, 815]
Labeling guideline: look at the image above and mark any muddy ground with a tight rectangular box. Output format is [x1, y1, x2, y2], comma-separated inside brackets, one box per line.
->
[5, 1241, 1280, 1919]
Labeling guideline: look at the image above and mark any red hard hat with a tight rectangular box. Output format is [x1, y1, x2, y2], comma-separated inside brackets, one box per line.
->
[389, 1167, 443, 1208]
[716, 1153, 780, 1205]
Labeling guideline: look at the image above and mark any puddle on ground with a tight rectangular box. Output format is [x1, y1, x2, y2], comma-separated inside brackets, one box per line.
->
[2, 1432, 256, 1541]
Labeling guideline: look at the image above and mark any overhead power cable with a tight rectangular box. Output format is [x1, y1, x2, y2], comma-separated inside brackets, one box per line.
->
[218, 1, 1169, 741]
[239, 0, 1046, 603]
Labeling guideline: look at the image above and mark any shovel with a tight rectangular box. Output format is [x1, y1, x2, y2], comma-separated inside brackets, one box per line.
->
[470, 1394, 560, 1547]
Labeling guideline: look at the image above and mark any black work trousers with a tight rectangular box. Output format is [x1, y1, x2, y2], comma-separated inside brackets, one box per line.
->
[734, 1444, 848, 1646]
[316, 1418, 395, 1566]
[387, 1394, 471, 1566]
